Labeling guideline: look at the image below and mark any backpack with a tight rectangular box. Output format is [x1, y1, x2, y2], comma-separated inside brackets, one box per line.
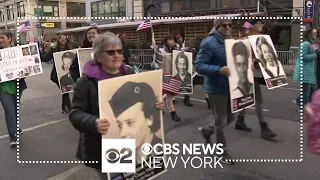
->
[305, 89, 320, 154]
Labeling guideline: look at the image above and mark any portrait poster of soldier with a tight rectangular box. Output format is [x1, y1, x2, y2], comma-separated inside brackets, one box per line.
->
[248, 35, 288, 89]
[53, 49, 77, 94]
[172, 50, 193, 94]
[225, 39, 255, 113]
[76, 48, 93, 77]
[98, 70, 167, 180]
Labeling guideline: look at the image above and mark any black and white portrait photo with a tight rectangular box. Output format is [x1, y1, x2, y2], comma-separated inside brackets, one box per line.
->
[53, 50, 77, 94]
[99, 70, 166, 180]
[29, 45, 38, 55]
[22, 47, 30, 56]
[248, 35, 288, 89]
[172, 50, 193, 94]
[226, 39, 255, 113]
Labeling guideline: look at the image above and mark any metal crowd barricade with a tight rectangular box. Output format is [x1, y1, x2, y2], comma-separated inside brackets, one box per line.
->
[129, 49, 298, 72]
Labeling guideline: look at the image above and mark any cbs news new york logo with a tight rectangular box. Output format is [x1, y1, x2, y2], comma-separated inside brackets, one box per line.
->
[102, 139, 136, 173]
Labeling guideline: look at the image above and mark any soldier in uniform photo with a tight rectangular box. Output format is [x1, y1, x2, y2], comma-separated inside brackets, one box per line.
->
[108, 81, 163, 161]
[59, 52, 75, 93]
[231, 41, 254, 99]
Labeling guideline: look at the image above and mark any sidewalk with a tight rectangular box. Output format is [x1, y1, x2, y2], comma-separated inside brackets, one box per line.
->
[61, 114, 319, 180]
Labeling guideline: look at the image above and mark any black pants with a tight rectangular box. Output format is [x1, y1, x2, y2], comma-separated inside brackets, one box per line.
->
[56, 83, 71, 110]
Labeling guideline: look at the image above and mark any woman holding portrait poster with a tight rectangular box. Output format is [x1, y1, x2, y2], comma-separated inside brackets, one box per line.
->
[40, 34, 75, 114]
[69, 26, 101, 82]
[0, 30, 25, 146]
[68, 32, 165, 180]
[234, 20, 277, 141]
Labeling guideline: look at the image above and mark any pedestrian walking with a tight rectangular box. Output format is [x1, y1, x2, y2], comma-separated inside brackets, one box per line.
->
[0, 29, 25, 146]
[234, 20, 277, 141]
[69, 32, 165, 179]
[294, 28, 318, 107]
[69, 26, 101, 82]
[40, 34, 75, 114]
[157, 35, 182, 121]
[196, 18, 235, 165]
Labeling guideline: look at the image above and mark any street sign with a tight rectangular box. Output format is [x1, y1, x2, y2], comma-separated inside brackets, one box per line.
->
[43, 23, 55, 28]
[34, 8, 42, 16]
[304, 0, 315, 23]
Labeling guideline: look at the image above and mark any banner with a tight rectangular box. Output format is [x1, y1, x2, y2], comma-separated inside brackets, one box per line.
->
[76, 48, 93, 77]
[304, 0, 315, 23]
[225, 39, 255, 113]
[53, 50, 77, 94]
[172, 50, 193, 94]
[0, 43, 43, 83]
[99, 70, 167, 180]
[248, 35, 288, 89]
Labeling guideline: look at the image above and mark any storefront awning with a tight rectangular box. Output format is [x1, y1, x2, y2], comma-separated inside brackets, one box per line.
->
[57, 12, 264, 34]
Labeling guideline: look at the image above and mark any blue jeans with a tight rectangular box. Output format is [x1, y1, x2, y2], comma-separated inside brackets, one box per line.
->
[296, 83, 317, 107]
[0, 91, 22, 136]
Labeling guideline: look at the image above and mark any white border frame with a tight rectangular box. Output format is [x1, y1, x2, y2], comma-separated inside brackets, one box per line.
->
[16, 16, 303, 164]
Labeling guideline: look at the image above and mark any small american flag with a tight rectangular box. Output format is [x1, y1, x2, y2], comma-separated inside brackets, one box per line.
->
[18, 21, 31, 32]
[162, 74, 181, 95]
[137, 19, 152, 31]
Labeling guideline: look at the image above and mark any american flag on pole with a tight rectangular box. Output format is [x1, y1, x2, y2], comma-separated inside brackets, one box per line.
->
[136, 19, 152, 31]
[18, 21, 31, 32]
[162, 74, 182, 95]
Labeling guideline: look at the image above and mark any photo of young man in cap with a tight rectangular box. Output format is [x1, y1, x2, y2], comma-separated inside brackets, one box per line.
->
[59, 51, 76, 93]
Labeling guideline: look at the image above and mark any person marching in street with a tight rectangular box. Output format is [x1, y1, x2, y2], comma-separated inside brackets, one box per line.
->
[196, 18, 236, 165]
[40, 34, 75, 114]
[117, 31, 131, 65]
[69, 32, 165, 179]
[157, 35, 182, 121]
[69, 26, 101, 82]
[0, 29, 25, 146]
[174, 34, 194, 106]
[235, 20, 277, 141]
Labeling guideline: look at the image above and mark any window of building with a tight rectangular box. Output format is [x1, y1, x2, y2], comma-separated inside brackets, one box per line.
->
[91, 0, 126, 17]
[38, 4, 59, 17]
[67, 2, 85, 17]
[160, 2, 170, 13]
[17, 2, 25, 17]
[6, 5, 15, 20]
[0, 11, 4, 22]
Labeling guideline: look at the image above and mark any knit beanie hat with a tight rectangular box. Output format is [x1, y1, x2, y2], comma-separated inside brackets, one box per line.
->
[214, 16, 232, 29]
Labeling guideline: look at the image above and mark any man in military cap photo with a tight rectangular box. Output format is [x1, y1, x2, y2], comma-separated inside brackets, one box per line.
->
[108, 81, 163, 160]
[59, 51, 76, 93]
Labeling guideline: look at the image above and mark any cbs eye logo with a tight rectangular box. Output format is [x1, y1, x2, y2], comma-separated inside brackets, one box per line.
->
[105, 148, 133, 164]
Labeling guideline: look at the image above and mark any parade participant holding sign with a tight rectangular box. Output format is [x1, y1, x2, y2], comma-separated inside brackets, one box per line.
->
[70, 26, 101, 82]
[0, 30, 25, 146]
[196, 18, 236, 165]
[235, 20, 277, 141]
[40, 34, 75, 114]
[69, 32, 164, 179]
[158, 35, 182, 121]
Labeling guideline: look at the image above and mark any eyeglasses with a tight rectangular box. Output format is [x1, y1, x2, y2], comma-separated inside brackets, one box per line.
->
[220, 23, 232, 28]
[103, 49, 123, 55]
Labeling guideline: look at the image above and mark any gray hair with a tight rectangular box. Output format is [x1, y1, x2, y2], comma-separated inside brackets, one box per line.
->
[93, 31, 122, 60]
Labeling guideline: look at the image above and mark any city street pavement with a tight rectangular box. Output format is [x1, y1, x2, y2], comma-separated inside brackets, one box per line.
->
[1, 63, 319, 180]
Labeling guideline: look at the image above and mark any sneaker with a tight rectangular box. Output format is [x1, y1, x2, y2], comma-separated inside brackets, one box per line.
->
[9, 135, 17, 146]
[198, 127, 212, 144]
[216, 151, 235, 165]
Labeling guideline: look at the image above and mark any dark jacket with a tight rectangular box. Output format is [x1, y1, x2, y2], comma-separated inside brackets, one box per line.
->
[40, 48, 60, 85]
[70, 54, 80, 82]
[195, 28, 229, 96]
[69, 60, 134, 169]
[121, 38, 131, 65]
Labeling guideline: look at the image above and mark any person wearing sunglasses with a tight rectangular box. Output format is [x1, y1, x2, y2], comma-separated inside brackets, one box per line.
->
[70, 26, 100, 82]
[69, 32, 165, 179]
[195, 17, 236, 165]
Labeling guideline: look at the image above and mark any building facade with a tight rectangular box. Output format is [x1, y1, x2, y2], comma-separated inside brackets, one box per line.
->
[0, 0, 87, 43]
